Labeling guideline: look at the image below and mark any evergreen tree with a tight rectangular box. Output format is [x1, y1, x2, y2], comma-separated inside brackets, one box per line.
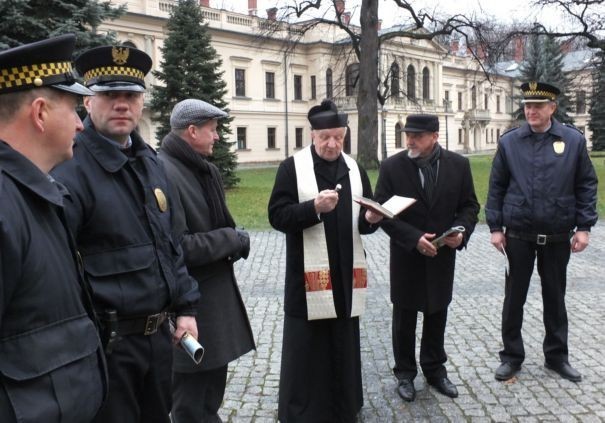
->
[516, 35, 574, 124]
[0, 0, 125, 53]
[150, 0, 239, 188]
[589, 52, 605, 151]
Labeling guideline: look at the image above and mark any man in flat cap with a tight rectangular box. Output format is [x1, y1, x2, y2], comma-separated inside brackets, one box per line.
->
[372, 114, 479, 402]
[268, 99, 380, 422]
[486, 81, 597, 383]
[51, 45, 199, 423]
[0, 34, 106, 423]
[158, 99, 255, 423]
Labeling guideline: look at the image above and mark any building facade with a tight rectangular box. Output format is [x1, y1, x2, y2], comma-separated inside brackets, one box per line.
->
[98, 0, 593, 163]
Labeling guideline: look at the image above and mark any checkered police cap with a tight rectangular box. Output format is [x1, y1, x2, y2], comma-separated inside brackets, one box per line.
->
[0, 34, 91, 96]
[75, 45, 152, 92]
[170, 99, 229, 130]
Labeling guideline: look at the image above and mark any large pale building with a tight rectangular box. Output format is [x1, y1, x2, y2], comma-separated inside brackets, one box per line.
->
[97, 0, 594, 163]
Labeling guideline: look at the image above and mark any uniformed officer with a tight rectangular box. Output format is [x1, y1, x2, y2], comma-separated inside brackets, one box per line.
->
[486, 81, 598, 383]
[51, 45, 199, 423]
[0, 34, 106, 422]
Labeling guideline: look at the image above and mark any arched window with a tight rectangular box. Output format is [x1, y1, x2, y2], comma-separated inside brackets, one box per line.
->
[345, 63, 359, 97]
[406, 64, 416, 99]
[422, 67, 430, 100]
[395, 122, 403, 148]
[471, 85, 477, 109]
[391, 62, 400, 98]
[326, 68, 333, 99]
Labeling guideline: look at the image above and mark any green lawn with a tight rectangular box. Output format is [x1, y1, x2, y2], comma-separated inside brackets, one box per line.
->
[226, 154, 605, 230]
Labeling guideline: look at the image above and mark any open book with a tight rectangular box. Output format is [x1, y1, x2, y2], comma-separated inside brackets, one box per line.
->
[431, 226, 465, 248]
[353, 195, 416, 219]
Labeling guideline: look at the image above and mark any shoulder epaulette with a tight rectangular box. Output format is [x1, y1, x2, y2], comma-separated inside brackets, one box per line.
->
[563, 123, 584, 134]
[500, 126, 520, 137]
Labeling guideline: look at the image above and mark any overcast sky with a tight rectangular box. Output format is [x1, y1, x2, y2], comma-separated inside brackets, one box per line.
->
[210, 0, 573, 29]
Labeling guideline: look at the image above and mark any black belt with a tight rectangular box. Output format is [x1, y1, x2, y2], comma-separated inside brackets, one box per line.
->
[113, 312, 168, 336]
[506, 230, 571, 245]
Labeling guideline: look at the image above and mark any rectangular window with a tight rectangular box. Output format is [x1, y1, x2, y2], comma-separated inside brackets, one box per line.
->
[457, 92, 463, 111]
[237, 127, 247, 150]
[310, 76, 316, 100]
[235, 68, 246, 97]
[295, 127, 304, 148]
[484, 94, 489, 110]
[458, 128, 463, 144]
[294, 75, 302, 100]
[267, 127, 276, 149]
[265, 72, 275, 99]
[496, 95, 501, 113]
[496, 129, 501, 142]
[577, 91, 586, 114]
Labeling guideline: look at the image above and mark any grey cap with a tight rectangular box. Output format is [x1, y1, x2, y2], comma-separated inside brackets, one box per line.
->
[170, 99, 229, 129]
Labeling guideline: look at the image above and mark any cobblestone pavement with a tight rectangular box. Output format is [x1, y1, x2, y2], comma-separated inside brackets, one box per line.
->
[222, 224, 605, 422]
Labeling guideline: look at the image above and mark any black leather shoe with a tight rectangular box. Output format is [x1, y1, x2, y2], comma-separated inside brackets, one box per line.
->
[427, 377, 458, 398]
[545, 361, 582, 382]
[495, 362, 521, 381]
[396, 379, 416, 402]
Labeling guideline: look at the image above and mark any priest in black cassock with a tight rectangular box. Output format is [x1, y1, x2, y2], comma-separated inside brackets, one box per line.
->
[268, 100, 381, 422]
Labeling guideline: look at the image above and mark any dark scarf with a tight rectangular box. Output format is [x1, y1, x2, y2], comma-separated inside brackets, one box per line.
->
[162, 132, 235, 229]
[412, 143, 441, 204]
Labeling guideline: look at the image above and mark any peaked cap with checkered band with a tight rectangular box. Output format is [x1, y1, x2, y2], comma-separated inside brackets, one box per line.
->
[0, 34, 91, 96]
[75, 45, 152, 92]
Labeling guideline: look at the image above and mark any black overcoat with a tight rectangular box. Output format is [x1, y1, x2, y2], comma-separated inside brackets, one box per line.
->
[374, 148, 479, 314]
[158, 139, 255, 372]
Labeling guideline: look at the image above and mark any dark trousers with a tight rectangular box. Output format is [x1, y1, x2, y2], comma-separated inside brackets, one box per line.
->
[171, 365, 228, 423]
[392, 305, 448, 381]
[93, 324, 172, 423]
[500, 237, 571, 365]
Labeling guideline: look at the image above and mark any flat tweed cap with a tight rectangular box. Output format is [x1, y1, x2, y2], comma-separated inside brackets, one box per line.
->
[0, 34, 92, 96]
[402, 114, 439, 133]
[170, 99, 229, 129]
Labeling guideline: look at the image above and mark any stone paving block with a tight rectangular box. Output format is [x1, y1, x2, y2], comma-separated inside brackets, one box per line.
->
[219, 225, 605, 422]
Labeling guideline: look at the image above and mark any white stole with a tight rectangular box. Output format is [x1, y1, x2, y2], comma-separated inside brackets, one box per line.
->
[293, 145, 368, 320]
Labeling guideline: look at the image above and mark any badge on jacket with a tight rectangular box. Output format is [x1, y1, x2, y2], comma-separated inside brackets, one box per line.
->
[154, 188, 167, 212]
[553, 140, 565, 154]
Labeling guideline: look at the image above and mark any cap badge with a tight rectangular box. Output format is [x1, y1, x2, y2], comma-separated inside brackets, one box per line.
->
[112, 46, 130, 65]
[154, 188, 168, 212]
[529, 81, 538, 91]
[553, 140, 565, 154]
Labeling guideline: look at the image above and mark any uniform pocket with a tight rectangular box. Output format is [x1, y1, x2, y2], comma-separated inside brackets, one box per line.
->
[502, 193, 526, 227]
[554, 195, 576, 229]
[0, 316, 103, 422]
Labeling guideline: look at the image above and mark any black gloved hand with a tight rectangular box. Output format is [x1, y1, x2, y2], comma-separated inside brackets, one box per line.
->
[236, 228, 250, 260]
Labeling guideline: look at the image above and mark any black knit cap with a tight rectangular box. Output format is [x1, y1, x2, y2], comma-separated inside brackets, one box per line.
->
[0, 34, 92, 96]
[520, 81, 560, 103]
[401, 114, 439, 133]
[308, 99, 348, 129]
[75, 45, 152, 92]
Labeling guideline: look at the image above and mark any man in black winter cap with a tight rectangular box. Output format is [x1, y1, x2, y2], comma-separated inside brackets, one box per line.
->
[0, 34, 106, 423]
[269, 100, 381, 422]
[373, 113, 479, 402]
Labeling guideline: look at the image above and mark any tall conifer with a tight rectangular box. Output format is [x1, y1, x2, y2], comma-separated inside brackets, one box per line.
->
[150, 0, 239, 187]
[589, 53, 605, 150]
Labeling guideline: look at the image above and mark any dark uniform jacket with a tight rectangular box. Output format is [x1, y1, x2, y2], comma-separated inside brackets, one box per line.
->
[0, 141, 105, 423]
[268, 146, 377, 319]
[159, 134, 255, 372]
[374, 148, 479, 314]
[486, 119, 598, 234]
[51, 117, 199, 318]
